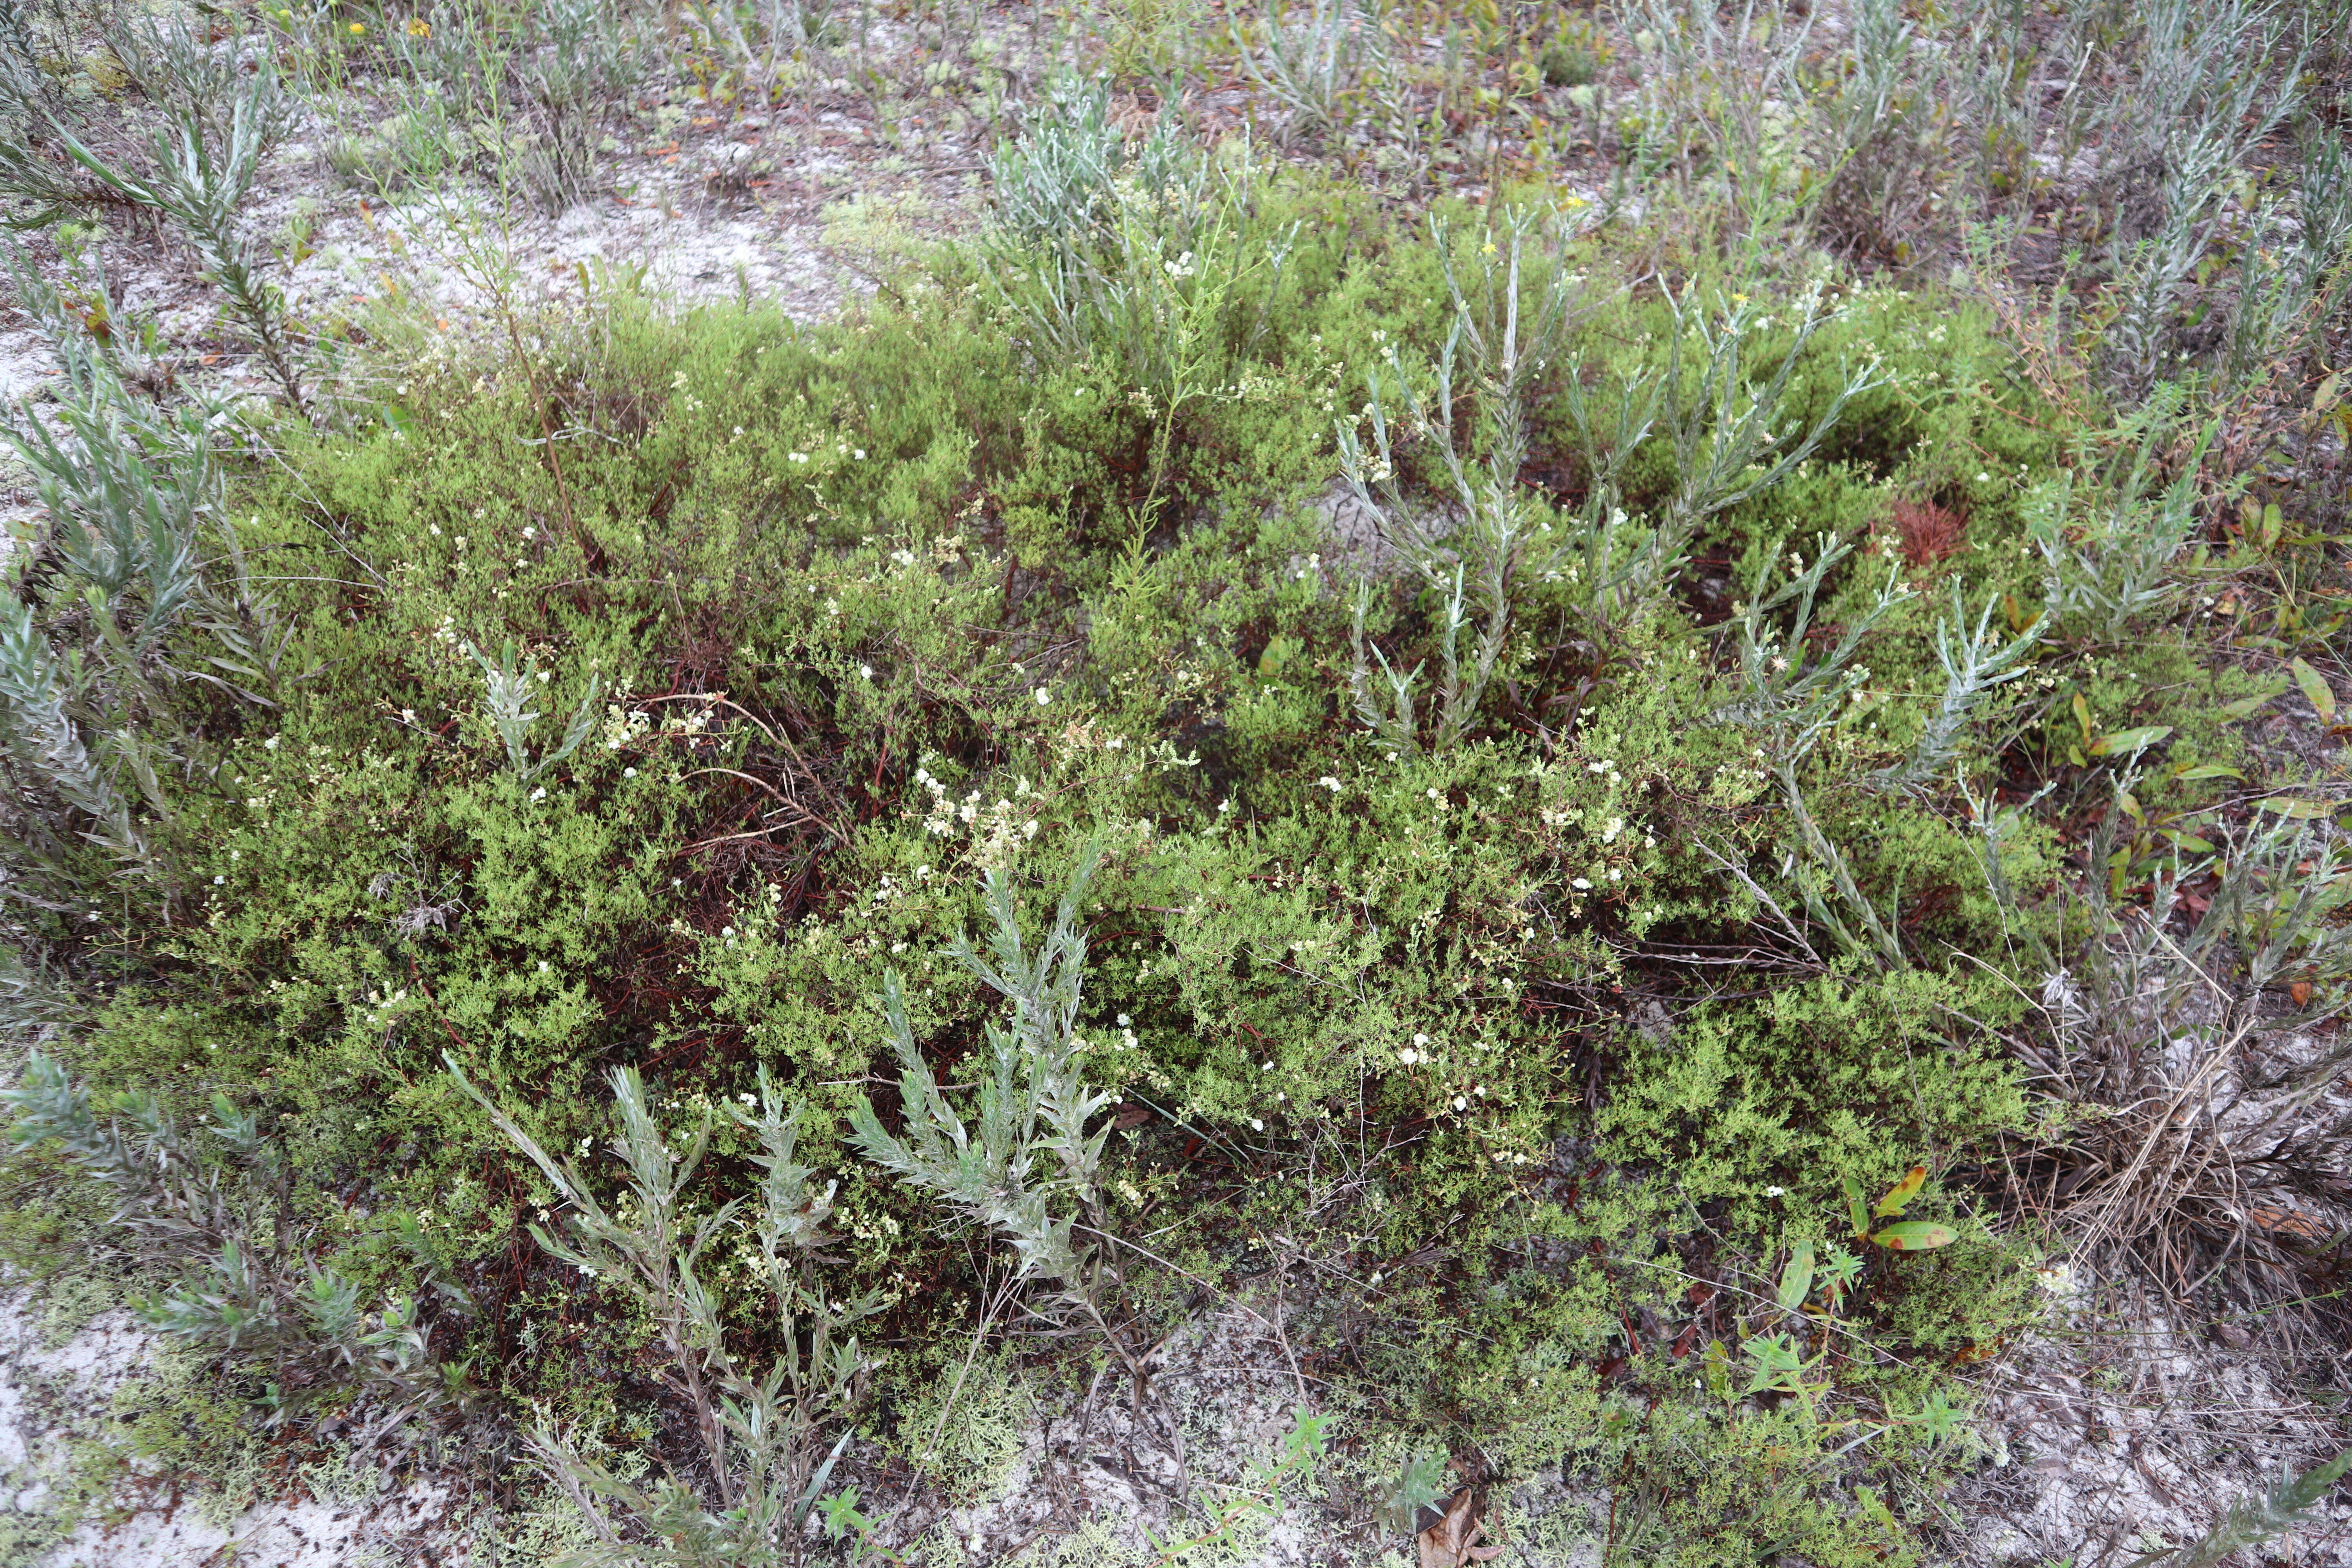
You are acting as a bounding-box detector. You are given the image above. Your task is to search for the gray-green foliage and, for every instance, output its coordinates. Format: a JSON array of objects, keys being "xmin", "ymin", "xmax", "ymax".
[
  {"xmin": 989, "ymin": 71, "xmax": 1193, "ymax": 247},
  {"xmin": 470, "ymin": 641, "xmax": 603, "ymax": 782},
  {"xmin": 51, "ymin": 71, "xmax": 306, "ymax": 408},
  {"xmin": 0, "ymin": 1052, "xmax": 467, "ymax": 1429},
  {"xmin": 1339, "ymin": 250, "xmax": 1884, "ymax": 753},
  {"xmin": 108, "ymin": 9, "xmax": 259, "ymax": 125},
  {"xmin": 1231, "ymin": 0, "xmax": 1383, "ymax": 140},
  {"xmin": 1, "ymin": 250, "xmax": 209, "ymax": 643},
  {"xmin": 515, "ymin": 0, "xmax": 648, "ymax": 212},
  {"xmin": 983, "ymin": 73, "xmax": 1292, "ymax": 452},
  {"xmin": 1713, "ymin": 532, "xmax": 1914, "ymax": 966},
  {"xmin": 1338, "ymin": 210, "xmax": 1579, "ymax": 753},
  {"xmin": 0, "ymin": 245, "xmax": 229, "ymax": 871},
  {"xmin": 1868, "ymin": 583, "xmax": 2045, "ymax": 796},
  {"xmin": 451, "ymin": 1059, "xmax": 876, "ymax": 1567},
  {"xmin": 0, "ymin": 0, "xmax": 96, "ymax": 229},
  {"xmin": 2099, "ymin": 0, "xmax": 2301, "ymax": 396},
  {"xmin": 679, "ymin": 0, "xmax": 840, "ymax": 95},
  {"xmin": 2026, "ymin": 384, "xmax": 2217, "ymax": 640},
  {"xmin": 2125, "ymin": 1448, "xmax": 2352, "ymax": 1568},
  {"xmin": 849, "ymin": 842, "xmax": 1115, "ymax": 1312},
  {"xmin": 0, "ymin": 595, "xmax": 147, "ymax": 867},
  {"xmin": 2215, "ymin": 122, "xmax": 2352, "ymax": 398}
]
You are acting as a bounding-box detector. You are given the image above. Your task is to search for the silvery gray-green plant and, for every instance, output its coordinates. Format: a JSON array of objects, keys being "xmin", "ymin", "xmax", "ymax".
[
  {"xmin": 515, "ymin": 0, "xmax": 648, "ymax": 212},
  {"xmin": 2098, "ymin": 0, "xmax": 2301, "ymax": 397},
  {"xmin": 450, "ymin": 1058, "xmax": 876, "ymax": 1567},
  {"xmin": 0, "ymin": 595, "xmax": 147, "ymax": 867},
  {"xmin": 849, "ymin": 842, "xmax": 1141, "ymax": 1374},
  {"xmin": 53, "ymin": 70, "xmax": 307, "ymax": 409},
  {"xmin": 109, "ymin": 9, "xmax": 264, "ymax": 128},
  {"xmin": 1339, "ymin": 241, "xmax": 1882, "ymax": 751},
  {"xmin": 0, "ymin": 0, "xmax": 105, "ymax": 229},
  {"xmin": 472, "ymin": 640, "xmax": 603, "ymax": 782},
  {"xmin": 1231, "ymin": 0, "xmax": 1381, "ymax": 142},
  {"xmin": 1713, "ymin": 532, "xmax": 1914, "ymax": 967},
  {"xmin": 2027, "ymin": 383, "xmax": 2218, "ymax": 640},
  {"xmin": 1868, "ymin": 583, "xmax": 2046, "ymax": 796},
  {"xmin": 984, "ymin": 74, "xmax": 1293, "ymax": 485},
  {"xmin": 1, "ymin": 1051, "xmax": 470, "ymax": 1432},
  {"xmin": 0, "ymin": 943, "xmax": 82, "ymax": 1040},
  {"xmin": 1336, "ymin": 210, "xmax": 1579, "ymax": 753},
  {"xmin": 2125, "ymin": 1449, "xmax": 2351, "ymax": 1568},
  {"xmin": 2214, "ymin": 123, "xmax": 2352, "ymax": 401},
  {"xmin": 1559, "ymin": 283, "xmax": 1884, "ymax": 644},
  {"xmin": 988, "ymin": 71, "xmax": 1198, "ymax": 251},
  {"xmin": 0, "ymin": 240, "xmax": 236, "ymax": 873},
  {"xmin": 1618, "ymin": 0, "xmax": 1818, "ymax": 255},
  {"xmin": 681, "ymin": 0, "xmax": 839, "ymax": 97}
]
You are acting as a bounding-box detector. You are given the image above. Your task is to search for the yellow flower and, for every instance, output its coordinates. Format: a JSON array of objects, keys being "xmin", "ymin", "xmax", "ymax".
[
  {"xmin": 349, "ymin": 20, "xmax": 365, "ymax": 33},
  {"xmin": 407, "ymin": 16, "xmax": 431, "ymax": 34},
  {"xmin": 1481, "ymin": 241, "xmax": 1497, "ymax": 255}
]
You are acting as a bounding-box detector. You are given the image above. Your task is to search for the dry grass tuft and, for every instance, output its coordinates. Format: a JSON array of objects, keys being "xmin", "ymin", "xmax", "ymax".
[{"xmin": 1887, "ymin": 497, "xmax": 1969, "ymax": 570}]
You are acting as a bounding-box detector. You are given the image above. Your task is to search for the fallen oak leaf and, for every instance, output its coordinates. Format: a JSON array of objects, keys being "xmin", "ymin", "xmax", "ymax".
[{"xmin": 1418, "ymin": 1488, "xmax": 1507, "ymax": 1567}]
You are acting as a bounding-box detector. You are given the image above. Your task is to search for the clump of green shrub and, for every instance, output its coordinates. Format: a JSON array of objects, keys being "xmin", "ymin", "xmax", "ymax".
[{"xmin": 1, "ymin": 108, "xmax": 2327, "ymax": 1558}]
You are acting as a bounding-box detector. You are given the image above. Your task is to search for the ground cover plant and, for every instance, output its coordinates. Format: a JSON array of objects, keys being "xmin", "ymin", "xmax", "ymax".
[{"xmin": 0, "ymin": 0, "xmax": 2349, "ymax": 1564}]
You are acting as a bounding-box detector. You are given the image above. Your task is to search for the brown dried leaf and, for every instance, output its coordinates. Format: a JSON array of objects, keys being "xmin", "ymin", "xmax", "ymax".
[{"xmin": 1417, "ymin": 1489, "xmax": 1506, "ymax": 1567}]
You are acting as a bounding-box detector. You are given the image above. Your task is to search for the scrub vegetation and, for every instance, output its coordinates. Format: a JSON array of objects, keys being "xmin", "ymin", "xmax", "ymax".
[{"xmin": 0, "ymin": 0, "xmax": 2348, "ymax": 1563}]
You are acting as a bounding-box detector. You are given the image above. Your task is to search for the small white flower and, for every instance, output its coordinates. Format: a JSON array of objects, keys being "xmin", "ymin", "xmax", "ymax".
[
  {"xmin": 1398, "ymin": 1048, "xmax": 1419, "ymax": 1066},
  {"xmin": 623, "ymin": 767, "xmax": 637, "ymax": 777},
  {"xmin": 789, "ymin": 451, "xmax": 809, "ymax": 463},
  {"xmin": 530, "ymin": 785, "xmax": 547, "ymax": 801},
  {"xmin": 1117, "ymin": 1013, "xmax": 1131, "ymax": 1027},
  {"xmin": 739, "ymin": 1093, "xmax": 757, "ymax": 1105},
  {"xmin": 1571, "ymin": 877, "xmax": 1592, "ymax": 890},
  {"xmin": 213, "ymin": 875, "xmax": 225, "ymax": 884},
  {"xmin": 1261, "ymin": 1060, "xmax": 1274, "ymax": 1071},
  {"xmin": 1453, "ymin": 1096, "xmax": 1468, "ymax": 1111},
  {"xmin": 1035, "ymin": 687, "xmax": 1051, "ymax": 705},
  {"xmin": 1318, "ymin": 776, "xmax": 1342, "ymax": 791},
  {"xmin": 852, "ymin": 448, "xmax": 866, "ymax": 459},
  {"xmin": 859, "ymin": 663, "xmax": 874, "ymax": 679},
  {"xmin": 538, "ymin": 960, "xmax": 551, "ymax": 973},
  {"xmin": 1250, "ymin": 1118, "xmax": 1265, "ymax": 1131},
  {"xmin": 1764, "ymin": 1185, "xmax": 1786, "ymax": 1197}
]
